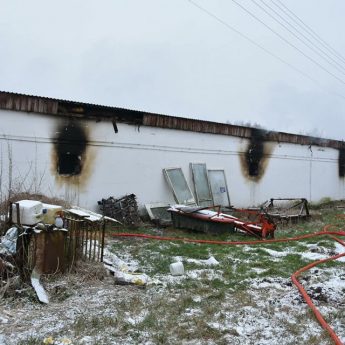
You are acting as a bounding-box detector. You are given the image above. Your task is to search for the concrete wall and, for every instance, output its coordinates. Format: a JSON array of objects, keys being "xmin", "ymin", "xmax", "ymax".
[{"xmin": 0, "ymin": 109, "xmax": 343, "ymax": 210}]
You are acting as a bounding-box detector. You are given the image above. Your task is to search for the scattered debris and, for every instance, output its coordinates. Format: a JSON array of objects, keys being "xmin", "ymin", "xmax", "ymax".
[
  {"xmin": 67, "ymin": 206, "xmax": 120, "ymax": 224},
  {"xmin": 43, "ymin": 337, "xmax": 73, "ymax": 345},
  {"xmin": 1, "ymin": 200, "xmax": 106, "ymax": 303},
  {"xmin": 168, "ymin": 205, "xmax": 276, "ymax": 238},
  {"xmin": 0, "ymin": 227, "xmax": 18, "ymax": 255},
  {"xmin": 169, "ymin": 261, "xmax": 185, "ymax": 276},
  {"xmin": 259, "ymin": 198, "xmax": 310, "ymax": 223},
  {"xmin": 98, "ymin": 194, "xmax": 141, "ymax": 227},
  {"xmin": 11, "ymin": 200, "xmax": 44, "ymax": 225},
  {"xmin": 202, "ymin": 256, "xmax": 219, "ymax": 266},
  {"xmin": 144, "ymin": 202, "xmax": 171, "ymax": 226},
  {"xmin": 173, "ymin": 256, "xmax": 219, "ymax": 266},
  {"xmin": 103, "ymin": 248, "xmax": 148, "ymax": 286},
  {"xmin": 42, "ymin": 203, "xmax": 63, "ymax": 224},
  {"xmin": 31, "ymin": 268, "xmax": 49, "ymax": 304}
]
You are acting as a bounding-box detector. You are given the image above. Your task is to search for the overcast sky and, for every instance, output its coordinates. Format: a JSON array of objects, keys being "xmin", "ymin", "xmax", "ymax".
[{"xmin": 1, "ymin": 0, "xmax": 345, "ymax": 140}]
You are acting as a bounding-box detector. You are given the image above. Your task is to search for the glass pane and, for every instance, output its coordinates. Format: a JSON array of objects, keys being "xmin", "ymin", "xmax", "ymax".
[
  {"xmin": 191, "ymin": 163, "xmax": 213, "ymax": 205},
  {"xmin": 164, "ymin": 168, "xmax": 195, "ymax": 204},
  {"xmin": 208, "ymin": 170, "xmax": 230, "ymax": 207}
]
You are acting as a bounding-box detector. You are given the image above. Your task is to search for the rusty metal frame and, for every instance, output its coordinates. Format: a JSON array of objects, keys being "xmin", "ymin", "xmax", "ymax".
[{"xmin": 263, "ymin": 198, "xmax": 310, "ymax": 222}]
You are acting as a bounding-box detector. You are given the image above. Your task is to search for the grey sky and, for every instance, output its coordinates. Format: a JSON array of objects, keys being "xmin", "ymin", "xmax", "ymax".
[{"xmin": 1, "ymin": 0, "xmax": 345, "ymax": 140}]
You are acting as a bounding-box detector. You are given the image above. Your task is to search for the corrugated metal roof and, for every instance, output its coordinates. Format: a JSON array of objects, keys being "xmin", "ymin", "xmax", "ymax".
[{"xmin": 0, "ymin": 91, "xmax": 343, "ymax": 150}]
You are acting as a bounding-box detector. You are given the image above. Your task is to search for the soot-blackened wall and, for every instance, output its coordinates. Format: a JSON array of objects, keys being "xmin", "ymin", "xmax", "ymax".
[
  {"xmin": 240, "ymin": 128, "xmax": 273, "ymax": 182},
  {"xmin": 339, "ymin": 148, "xmax": 345, "ymax": 177},
  {"xmin": 54, "ymin": 121, "xmax": 88, "ymax": 176}
]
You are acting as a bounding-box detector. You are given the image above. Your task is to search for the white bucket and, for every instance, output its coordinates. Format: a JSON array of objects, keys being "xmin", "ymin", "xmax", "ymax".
[{"xmin": 170, "ymin": 262, "xmax": 185, "ymax": 276}]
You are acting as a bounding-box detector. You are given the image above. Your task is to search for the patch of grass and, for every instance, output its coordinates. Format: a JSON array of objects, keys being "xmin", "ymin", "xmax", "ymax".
[
  {"xmin": 137, "ymin": 312, "xmax": 158, "ymax": 330},
  {"xmin": 17, "ymin": 337, "xmax": 42, "ymax": 345},
  {"xmin": 73, "ymin": 315, "xmax": 118, "ymax": 337},
  {"xmin": 103, "ymin": 209, "xmax": 345, "ymax": 344}
]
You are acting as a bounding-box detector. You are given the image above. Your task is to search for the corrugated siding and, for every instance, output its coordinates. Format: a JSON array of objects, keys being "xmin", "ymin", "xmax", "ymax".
[
  {"xmin": 0, "ymin": 93, "xmax": 58, "ymax": 114},
  {"xmin": 143, "ymin": 114, "xmax": 343, "ymax": 149},
  {"xmin": 0, "ymin": 91, "xmax": 343, "ymax": 150},
  {"xmin": 143, "ymin": 114, "xmax": 251, "ymax": 137}
]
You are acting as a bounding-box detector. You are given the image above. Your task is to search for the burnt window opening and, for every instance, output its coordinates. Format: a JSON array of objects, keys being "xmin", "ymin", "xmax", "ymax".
[
  {"xmin": 245, "ymin": 129, "xmax": 265, "ymax": 177},
  {"xmin": 339, "ymin": 148, "xmax": 345, "ymax": 177},
  {"xmin": 246, "ymin": 143, "xmax": 264, "ymax": 176},
  {"xmin": 58, "ymin": 153, "xmax": 82, "ymax": 175},
  {"xmin": 55, "ymin": 122, "xmax": 87, "ymax": 176}
]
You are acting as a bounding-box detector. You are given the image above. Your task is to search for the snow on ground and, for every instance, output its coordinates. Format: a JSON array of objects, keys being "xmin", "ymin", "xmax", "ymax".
[
  {"xmin": 260, "ymin": 242, "xmax": 343, "ymax": 262},
  {"xmin": 0, "ymin": 237, "xmax": 344, "ymax": 345},
  {"xmin": 172, "ymin": 256, "xmax": 219, "ymax": 266},
  {"xmin": 261, "ymin": 248, "xmax": 289, "ymax": 257}
]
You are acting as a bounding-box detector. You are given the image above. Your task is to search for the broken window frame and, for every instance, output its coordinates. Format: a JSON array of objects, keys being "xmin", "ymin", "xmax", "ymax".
[
  {"xmin": 145, "ymin": 203, "xmax": 170, "ymax": 221},
  {"xmin": 207, "ymin": 169, "xmax": 231, "ymax": 208},
  {"xmin": 190, "ymin": 163, "xmax": 214, "ymax": 207},
  {"xmin": 163, "ymin": 168, "xmax": 196, "ymax": 205}
]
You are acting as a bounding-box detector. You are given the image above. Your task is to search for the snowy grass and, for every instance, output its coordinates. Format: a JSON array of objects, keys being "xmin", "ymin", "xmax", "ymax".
[{"xmin": 1, "ymin": 209, "xmax": 344, "ymax": 344}]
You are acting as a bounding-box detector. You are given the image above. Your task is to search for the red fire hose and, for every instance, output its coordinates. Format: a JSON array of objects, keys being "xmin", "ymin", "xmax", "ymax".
[{"xmin": 111, "ymin": 227, "xmax": 345, "ymax": 344}]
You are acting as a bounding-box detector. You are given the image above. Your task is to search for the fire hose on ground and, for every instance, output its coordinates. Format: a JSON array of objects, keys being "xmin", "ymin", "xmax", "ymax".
[{"xmin": 111, "ymin": 226, "xmax": 345, "ymax": 345}]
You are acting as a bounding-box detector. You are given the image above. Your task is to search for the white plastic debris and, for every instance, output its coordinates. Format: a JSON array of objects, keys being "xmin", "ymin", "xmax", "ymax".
[
  {"xmin": 0, "ymin": 227, "xmax": 18, "ymax": 255},
  {"xmin": 102, "ymin": 248, "xmax": 138, "ymax": 272},
  {"xmin": 54, "ymin": 216, "xmax": 64, "ymax": 228},
  {"xmin": 104, "ymin": 263, "xmax": 148, "ymax": 285},
  {"xmin": 102, "ymin": 248, "xmax": 147, "ymax": 285},
  {"xmin": 42, "ymin": 203, "xmax": 63, "ymax": 225},
  {"xmin": 170, "ymin": 262, "xmax": 185, "ymax": 276},
  {"xmin": 12, "ymin": 200, "xmax": 43, "ymax": 225},
  {"xmin": 204, "ymin": 256, "xmax": 219, "ymax": 266},
  {"xmin": 176, "ymin": 256, "xmax": 219, "ymax": 266},
  {"xmin": 68, "ymin": 206, "xmax": 121, "ymax": 224},
  {"xmin": 31, "ymin": 269, "xmax": 49, "ymax": 304}
]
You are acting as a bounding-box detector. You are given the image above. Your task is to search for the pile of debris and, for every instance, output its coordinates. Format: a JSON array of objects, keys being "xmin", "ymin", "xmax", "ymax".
[
  {"xmin": 0, "ymin": 227, "xmax": 17, "ymax": 287},
  {"xmin": 0, "ymin": 199, "xmax": 110, "ymax": 303},
  {"xmin": 259, "ymin": 198, "xmax": 310, "ymax": 224},
  {"xmin": 98, "ymin": 194, "xmax": 141, "ymax": 227}
]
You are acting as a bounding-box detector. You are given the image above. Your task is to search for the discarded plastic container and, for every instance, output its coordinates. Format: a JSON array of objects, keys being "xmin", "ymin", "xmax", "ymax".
[
  {"xmin": 205, "ymin": 256, "xmax": 219, "ymax": 266},
  {"xmin": 42, "ymin": 203, "xmax": 63, "ymax": 225},
  {"xmin": 170, "ymin": 262, "xmax": 185, "ymax": 276},
  {"xmin": 1, "ymin": 227, "xmax": 18, "ymax": 254},
  {"xmin": 12, "ymin": 200, "xmax": 43, "ymax": 225},
  {"xmin": 54, "ymin": 215, "xmax": 64, "ymax": 228}
]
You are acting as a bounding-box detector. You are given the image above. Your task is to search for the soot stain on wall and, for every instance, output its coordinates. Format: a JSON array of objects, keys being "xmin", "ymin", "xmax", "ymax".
[
  {"xmin": 240, "ymin": 128, "xmax": 275, "ymax": 182},
  {"xmin": 339, "ymin": 148, "xmax": 345, "ymax": 177},
  {"xmin": 52, "ymin": 120, "xmax": 95, "ymax": 187}
]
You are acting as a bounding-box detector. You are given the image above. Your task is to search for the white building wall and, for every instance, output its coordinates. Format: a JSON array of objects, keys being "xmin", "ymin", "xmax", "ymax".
[{"xmin": 0, "ymin": 109, "xmax": 343, "ymax": 210}]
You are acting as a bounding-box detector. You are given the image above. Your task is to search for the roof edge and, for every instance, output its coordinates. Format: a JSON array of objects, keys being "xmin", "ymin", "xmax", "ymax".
[{"xmin": 0, "ymin": 91, "xmax": 343, "ymax": 150}]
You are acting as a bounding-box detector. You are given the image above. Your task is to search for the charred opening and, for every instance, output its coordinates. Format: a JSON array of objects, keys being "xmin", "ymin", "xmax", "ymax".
[
  {"xmin": 245, "ymin": 129, "xmax": 265, "ymax": 177},
  {"xmin": 339, "ymin": 148, "xmax": 345, "ymax": 177},
  {"xmin": 58, "ymin": 153, "xmax": 82, "ymax": 175},
  {"xmin": 55, "ymin": 122, "xmax": 87, "ymax": 176}
]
